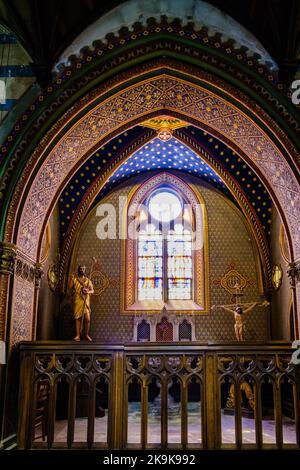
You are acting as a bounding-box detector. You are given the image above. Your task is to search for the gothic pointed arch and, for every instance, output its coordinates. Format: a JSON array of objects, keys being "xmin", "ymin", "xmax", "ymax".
[
  {"xmin": 0, "ymin": 28, "xmax": 299, "ymax": 344},
  {"xmin": 121, "ymin": 172, "xmax": 209, "ymax": 313}
]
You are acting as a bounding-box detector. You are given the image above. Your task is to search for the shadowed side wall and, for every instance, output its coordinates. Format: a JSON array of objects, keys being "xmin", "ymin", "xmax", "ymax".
[
  {"xmin": 270, "ymin": 207, "xmax": 293, "ymax": 340},
  {"xmin": 37, "ymin": 206, "xmax": 60, "ymax": 339}
]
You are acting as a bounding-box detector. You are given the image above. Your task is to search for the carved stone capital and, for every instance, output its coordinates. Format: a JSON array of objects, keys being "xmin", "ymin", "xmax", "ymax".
[
  {"xmin": 34, "ymin": 263, "xmax": 44, "ymax": 288},
  {"xmin": 287, "ymin": 261, "xmax": 300, "ymax": 288},
  {"xmin": 0, "ymin": 242, "xmax": 17, "ymax": 275}
]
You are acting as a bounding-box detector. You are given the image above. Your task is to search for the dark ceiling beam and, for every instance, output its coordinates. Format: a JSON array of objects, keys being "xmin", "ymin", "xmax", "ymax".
[
  {"xmin": 47, "ymin": 1, "xmax": 64, "ymax": 60},
  {"xmin": 0, "ymin": 0, "xmax": 299, "ymax": 83},
  {"xmin": 26, "ymin": 0, "xmax": 53, "ymax": 85},
  {"xmin": 0, "ymin": 0, "xmax": 36, "ymax": 60},
  {"xmin": 30, "ymin": 0, "xmax": 46, "ymax": 62},
  {"xmin": 273, "ymin": 0, "xmax": 300, "ymax": 83},
  {"xmin": 249, "ymin": 0, "xmax": 258, "ymax": 20},
  {"xmin": 51, "ymin": 0, "xmax": 128, "ymax": 63}
]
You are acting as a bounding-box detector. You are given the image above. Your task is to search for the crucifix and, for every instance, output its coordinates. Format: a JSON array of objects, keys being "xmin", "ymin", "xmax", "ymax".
[{"xmin": 212, "ymin": 283, "xmax": 269, "ymax": 341}]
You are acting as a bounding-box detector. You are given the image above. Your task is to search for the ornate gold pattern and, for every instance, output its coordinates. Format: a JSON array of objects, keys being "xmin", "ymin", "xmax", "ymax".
[
  {"xmin": 142, "ymin": 115, "xmax": 187, "ymax": 140},
  {"xmin": 11, "ymin": 276, "xmax": 34, "ymax": 346},
  {"xmin": 40, "ymin": 223, "xmax": 51, "ymax": 263},
  {"xmin": 271, "ymin": 264, "xmax": 283, "ymax": 291},
  {"xmin": 2, "ymin": 62, "xmax": 299, "ymax": 346},
  {"xmin": 220, "ymin": 269, "xmax": 248, "ymax": 295},
  {"xmin": 0, "ymin": 242, "xmax": 17, "ymax": 341},
  {"xmin": 0, "ymin": 242, "xmax": 17, "ymax": 275},
  {"xmin": 10, "ymin": 251, "xmax": 43, "ymax": 344},
  {"xmin": 90, "ymin": 270, "xmax": 110, "ymax": 296},
  {"xmin": 13, "ymin": 73, "xmax": 300, "ymax": 261},
  {"xmin": 279, "ymin": 224, "xmax": 290, "ymax": 263},
  {"xmin": 62, "ymin": 181, "xmax": 267, "ymax": 342},
  {"xmin": 47, "ymin": 263, "xmax": 59, "ymax": 292},
  {"xmin": 213, "ymin": 260, "xmax": 258, "ymax": 301},
  {"xmin": 176, "ymin": 130, "xmax": 272, "ymax": 288}
]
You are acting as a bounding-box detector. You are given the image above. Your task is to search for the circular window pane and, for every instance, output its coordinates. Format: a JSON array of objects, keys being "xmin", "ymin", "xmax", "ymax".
[{"xmin": 148, "ymin": 190, "xmax": 182, "ymax": 222}]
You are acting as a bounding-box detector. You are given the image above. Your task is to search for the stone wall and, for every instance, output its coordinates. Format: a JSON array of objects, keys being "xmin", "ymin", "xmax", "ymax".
[
  {"xmin": 37, "ymin": 206, "xmax": 60, "ymax": 339},
  {"xmin": 270, "ymin": 206, "xmax": 293, "ymax": 340}
]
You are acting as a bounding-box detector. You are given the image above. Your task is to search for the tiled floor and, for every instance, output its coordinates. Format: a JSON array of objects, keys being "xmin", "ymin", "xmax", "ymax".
[
  {"xmin": 37, "ymin": 402, "xmax": 297, "ymax": 446},
  {"xmin": 221, "ymin": 412, "xmax": 297, "ymax": 444}
]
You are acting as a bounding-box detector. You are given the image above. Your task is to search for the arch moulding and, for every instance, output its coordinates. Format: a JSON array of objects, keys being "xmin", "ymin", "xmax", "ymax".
[
  {"xmin": 121, "ymin": 171, "xmax": 209, "ymax": 314},
  {"xmin": 3, "ymin": 66, "xmax": 300, "ymax": 345}
]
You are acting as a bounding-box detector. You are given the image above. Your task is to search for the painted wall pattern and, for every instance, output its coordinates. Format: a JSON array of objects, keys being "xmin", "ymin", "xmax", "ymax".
[
  {"xmin": 16, "ymin": 75, "xmax": 300, "ymax": 262},
  {"xmin": 11, "ymin": 276, "xmax": 34, "ymax": 345},
  {"xmin": 65, "ymin": 176, "xmax": 269, "ymax": 343}
]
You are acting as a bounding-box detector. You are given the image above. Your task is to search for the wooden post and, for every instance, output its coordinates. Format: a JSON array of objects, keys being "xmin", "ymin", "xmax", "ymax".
[
  {"xmin": 110, "ymin": 350, "xmax": 124, "ymax": 449},
  {"xmin": 181, "ymin": 378, "xmax": 188, "ymax": 449},
  {"xmin": 18, "ymin": 349, "xmax": 34, "ymax": 449},
  {"xmin": 87, "ymin": 377, "xmax": 95, "ymax": 449},
  {"xmin": 141, "ymin": 379, "xmax": 148, "ymax": 449},
  {"xmin": 161, "ymin": 377, "xmax": 168, "ymax": 448},
  {"xmin": 255, "ymin": 381, "xmax": 263, "ymax": 448},
  {"xmin": 295, "ymin": 365, "xmax": 300, "ymax": 447},
  {"xmin": 235, "ymin": 381, "xmax": 242, "ymax": 449},
  {"xmin": 274, "ymin": 378, "xmax": 283, "ymax": 449},
  {"xmin": 205, "ymin": 353, "xmax": 218, "ymax": 449},
  {"xmin": 67, "ymin": 376, "xmax": 76, "ymax": 449}
]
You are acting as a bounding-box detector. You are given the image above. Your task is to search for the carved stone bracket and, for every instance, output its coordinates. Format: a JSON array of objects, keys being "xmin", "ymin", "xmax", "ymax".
[
  {"xmin": 34, "ymin": 263, "xmax": 44, "ymax": 288},
  {"xmin": 287, "ymin": 262, "xmax": 300, "ymax": 288},
  {"xmin": 14, "ymin": 250, "xmax": 43, "ymax": 287},
  {"xmin": 0, "ymin": 242, "xmax": 17, "ymax": 275}
]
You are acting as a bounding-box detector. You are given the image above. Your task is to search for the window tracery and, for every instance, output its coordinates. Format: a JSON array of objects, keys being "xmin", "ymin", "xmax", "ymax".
[{"xmin": 122, "ymin": 172, "xmax": 209, "ymax": 313}]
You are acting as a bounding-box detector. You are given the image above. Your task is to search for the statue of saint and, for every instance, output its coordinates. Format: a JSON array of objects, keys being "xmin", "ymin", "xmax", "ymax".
[{"xmin": 69, "ymin": 265, "xmax": 94, "ymax": 341}]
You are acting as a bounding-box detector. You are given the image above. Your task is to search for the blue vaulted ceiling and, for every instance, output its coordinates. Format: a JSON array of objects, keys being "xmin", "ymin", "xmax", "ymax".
[
  {"xmin": 58, "ymin": 125, "xmax": 272, "ymax": 241},
  {"xmin": 102, "ymin": 137, "xmax": 229, "ymax": 196}
]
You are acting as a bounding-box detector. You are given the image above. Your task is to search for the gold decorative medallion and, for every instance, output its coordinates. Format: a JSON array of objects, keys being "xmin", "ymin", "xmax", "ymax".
[
  {"xmin": 220, "ymin": 269, "xmax": 247, "ymax": 295},
  {"xmin": 142, "ymin": 115, "xmax": 187, "ymax": 142},
  {"xmin": 272, "ymin": 264, "xmax": 283, "ymax": 290},
  {"xmin": 90, "ymin": 270, "xmax": 110, "ymax": 296},
  {"xmin": 47, "ymin": 263, "xmax": 59, "ymax": 291}
]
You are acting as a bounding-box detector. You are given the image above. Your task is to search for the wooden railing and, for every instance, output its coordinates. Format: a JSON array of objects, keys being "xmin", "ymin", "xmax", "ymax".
[{"xmin": 18, "ymin": 341, "xmax": 300, "ymax": 450}]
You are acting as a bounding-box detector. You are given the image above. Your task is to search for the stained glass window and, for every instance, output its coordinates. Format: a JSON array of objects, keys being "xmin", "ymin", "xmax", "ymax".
[
  {"xmin": 138, "ymin": 224, "xmax": 163, "ymax": 300},
  {"xmin": 137, "ymin": 188, "xmax": 194, "ymax": 302},
  {"xmin": 148, "ymin": 190, "xmax": 182, "ymax": 222},
  {"xmin": 167, "ymin": 225, "xmax": 192, "ymax": 300}
]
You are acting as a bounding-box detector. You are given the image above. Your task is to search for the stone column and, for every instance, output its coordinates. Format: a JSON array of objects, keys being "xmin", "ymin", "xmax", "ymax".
[
  {"xmin": 31, "ymin": 262, "xmax": 43, "ymax": 339},
  {"xmin": 0, "ymin": 242, "xmax": 17, "ymax": 448},
  {"xmin": 0, "ymin": 242, "xmax": 17, "ymax": 347}
]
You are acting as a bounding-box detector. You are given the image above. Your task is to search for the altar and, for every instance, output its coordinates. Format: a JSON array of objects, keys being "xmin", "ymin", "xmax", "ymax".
[{"xmin": 132, "ymin": 312, "xmax": 196, "ymax": 342}]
